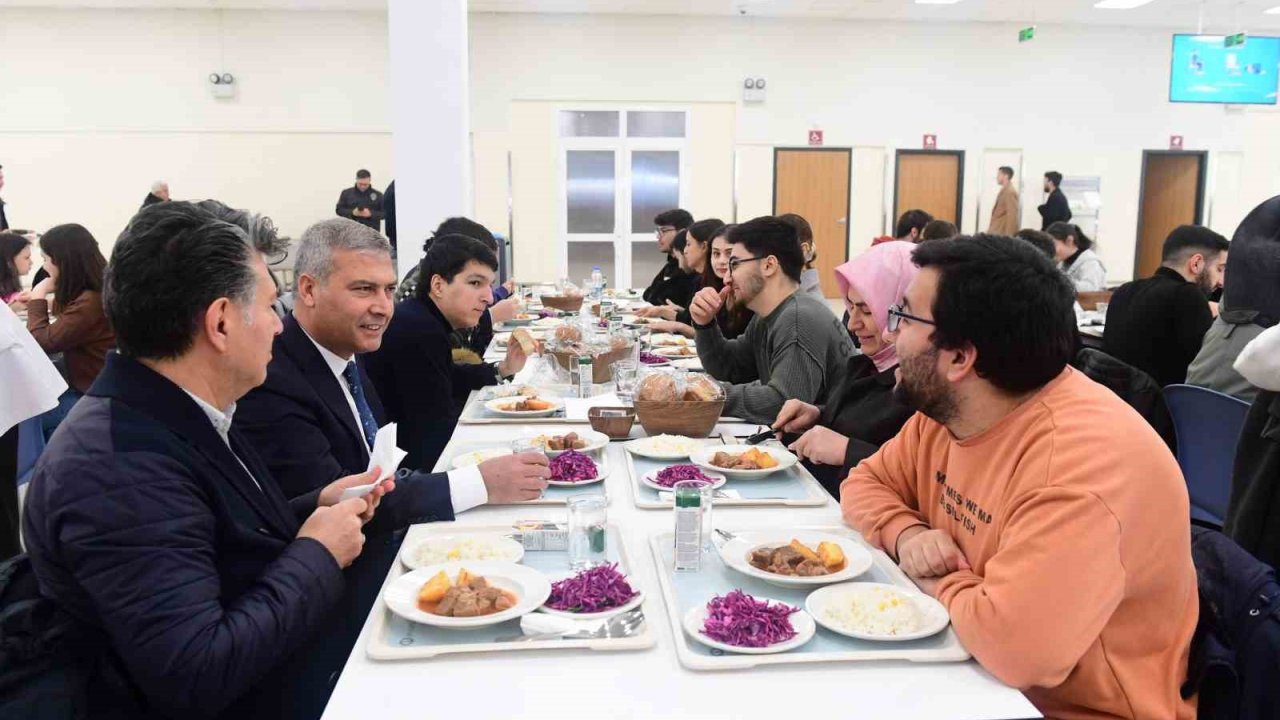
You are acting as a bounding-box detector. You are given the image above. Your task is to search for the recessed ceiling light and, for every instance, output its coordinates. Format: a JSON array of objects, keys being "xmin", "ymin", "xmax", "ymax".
[
  {"xmin": 915, "ymin": 0, "xmax": 963, "ymax": 5},
  {"xmin": 1094, "ymin": 0, "xmax": 1155, "ymax": 8}
]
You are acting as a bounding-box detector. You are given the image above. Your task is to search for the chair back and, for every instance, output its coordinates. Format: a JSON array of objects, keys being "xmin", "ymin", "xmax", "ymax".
[{"xmin": 1163, "ymin": 384, "xmax": 1252, "ymax": 527}]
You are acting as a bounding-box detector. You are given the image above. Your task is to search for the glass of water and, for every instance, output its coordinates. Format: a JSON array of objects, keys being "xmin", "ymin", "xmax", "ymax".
[
  {"xmin": 613, "ymin": 360, "xmax": 639, "ymax": 403},
  {"xmin": 567, "ymin": 494, "xmax": 608, "ymax": 570},
  {"xmin": 511, "ymin": 437, "xmax": 545, "ymax": 458}
]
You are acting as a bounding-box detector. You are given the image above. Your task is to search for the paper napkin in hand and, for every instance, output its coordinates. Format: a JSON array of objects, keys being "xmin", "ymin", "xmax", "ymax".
[{"xmin": 339, "ymin": 423, "xmax": 408, "ymax": 501}]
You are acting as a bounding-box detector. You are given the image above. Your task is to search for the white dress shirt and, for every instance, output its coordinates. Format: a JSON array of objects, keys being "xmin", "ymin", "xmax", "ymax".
[
  {"xmin": 299, "ymin": 326, "xmax": 488, "ymax": 513},
  {"xmin": 181, "ymin": 390, "xmax": 264, "ymax": 494}
]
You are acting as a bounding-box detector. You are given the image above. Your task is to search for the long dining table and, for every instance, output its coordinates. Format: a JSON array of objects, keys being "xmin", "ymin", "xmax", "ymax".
[{"xmin": 321, "ymin": 307, "xmax": 1042, "ymax": 720}]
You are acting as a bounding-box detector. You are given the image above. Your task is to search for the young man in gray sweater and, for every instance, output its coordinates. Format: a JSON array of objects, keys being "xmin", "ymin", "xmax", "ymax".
[{"xmin": 689, "ymin": 216, "xmax": 854, "ymax": 424}]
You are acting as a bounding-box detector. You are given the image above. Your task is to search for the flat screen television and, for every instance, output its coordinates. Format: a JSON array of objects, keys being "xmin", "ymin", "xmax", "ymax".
[{"xmin": 1169, "ymin": 33, "xmax": 1280, "ymax": 105}]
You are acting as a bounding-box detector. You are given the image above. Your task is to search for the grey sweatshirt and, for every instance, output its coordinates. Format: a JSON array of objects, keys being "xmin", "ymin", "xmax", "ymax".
[{"xmin": 695, "ymin": 290, "xmax": 854, "ymax": 424}]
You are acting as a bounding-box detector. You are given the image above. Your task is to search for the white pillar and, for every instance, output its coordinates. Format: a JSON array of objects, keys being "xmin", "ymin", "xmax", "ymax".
[{"xmin": 387, "ymin": 0, "xmax": 471, "ymax": 278}]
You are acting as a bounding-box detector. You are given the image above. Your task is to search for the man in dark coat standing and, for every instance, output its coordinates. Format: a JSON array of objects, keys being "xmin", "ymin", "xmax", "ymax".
[
  {"xmin": 22, "ymin": 201, "xmax": 393, "ymax": 719},
  {"xmin": 1038, "ymin": 171, "xmax": 1072, "ymax": 230},
  {"xmin": 335, "ymin": 169, "xmax": 384, "ymax": 232}
]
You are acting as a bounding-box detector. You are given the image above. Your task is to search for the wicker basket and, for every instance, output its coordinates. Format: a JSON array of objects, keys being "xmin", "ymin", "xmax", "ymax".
[
  {"xmin": 540, "ymin": 295, "xmax": 584, "ymax": 312},
  {"xmin": 549, "ymin": 344, "xmax": 633, "ymax": 384},
  {"xmin": 633, "ymin": 399, "xmax": 725, "ymax": 438}
]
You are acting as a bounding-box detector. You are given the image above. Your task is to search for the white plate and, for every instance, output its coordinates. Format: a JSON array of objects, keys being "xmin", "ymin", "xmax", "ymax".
[
  {"xmin": 640, "ymin": 466, "xmax": 727, "ymax": 492},
  {"xmin": 502, "ymin": 316, "xmax": 537, "ymax": 327},
  {"xmin": 690, "ymin": 444, "xmax": 797, "ymax": 479},
  {"xmin": 682, "ymin": 600, "xmax": 815, "ymax": 655},
  {"xmin": 638, "ymin": 355, "xmax": 672, "ymax": 368},
  {"xmin": 484, "ymin": 396, "xmax": 564, "ymax": 418},
  {"xmin": 532, "ymin": 317, "xmax": 566, "ymax": 328},
  {"xmin": 649, "ymin": 333, "xmax": 691, "ymax": 347},
  {"xmin": 654, "ymin": 346, "xmax": 699, "ymax": 359},
  {"xmin": 539, "ymin": 570, "xmax": 646, "ymax": 619},
  {"xmin": 806, "ymin": 582, "xmax": 951, "ymax": 642},
  {"xmin": 399, "ymin": 534, "xmax": 525, "ymax": 571},
  {"xmin": 384, "ymin": 561, "xmax": 552, "ymax": 629},
  {"xmin": 546, "ymin": 454, "xmax": 610, "ymax": 486},
  {"xmin": 626, "ymin": 435, "xmax": 703, "ymax": 460},
  {"xmin": 622, "ymin": 316, "xmax": 653, "ymax": 327},
  {"xmin": 672, "ymin": 358, "xmax": 703, "ymax": 371},
  {"xmin": 529, "ymin": 430, "xmax": 610, "ymax": 457},
  {"xmin": 450, "ymin": 446, "xmax": 512, "ymax": 470},
  {"xmin": 717, "ymin": 531, "xmax": 875, "ymax": 588}
]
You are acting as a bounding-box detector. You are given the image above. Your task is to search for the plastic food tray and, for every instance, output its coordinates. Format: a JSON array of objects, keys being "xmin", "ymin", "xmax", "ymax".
[
  {"xmin": 625, "ymin": 444, "xmax": 830, "ymax": 509},
  {"xmin": 648, "ymin": 525, "xmax": 971, "ymax": 670},
  {"xmin": 434, "ymin": 440, "xmax": 612, "ymax": 506},
  {"xmin": 367, "ymin": 523, "xmax": 655, "ymax": 660}
]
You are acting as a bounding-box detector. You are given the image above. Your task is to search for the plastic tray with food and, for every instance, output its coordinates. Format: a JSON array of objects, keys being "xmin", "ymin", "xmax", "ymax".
[
  {"xmin": 458, "ymin": 386, "xmax": 571, "ymax": 425},
  {"xmin": 647, "ymin": 526, "xmax": 969, "ymax": 670},
  {"xmin": 367, "ymin": 523, "xmax": 655, "ymax": 660},
  {"xmin": 436, "ymin": 440, "xmax": 613, "ymax": 505},
  {"xmin": 623, "ymin": 440, "xmax": 828, "ymax": 509}
]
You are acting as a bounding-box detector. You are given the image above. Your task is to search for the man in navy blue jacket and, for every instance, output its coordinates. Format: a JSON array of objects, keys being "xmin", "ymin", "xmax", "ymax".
[
  {"xmin": 234, "ymin": 220, "xmax": 549, "ymax": 618},
  {"xmin": 22, "ymin": 202, "xmax": 393, "ymax": 719}
]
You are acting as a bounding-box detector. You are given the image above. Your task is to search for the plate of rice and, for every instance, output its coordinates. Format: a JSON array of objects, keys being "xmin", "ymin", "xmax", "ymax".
[
  {"xmin": 626, "ymin": 434, "xmax": 703, "ymax": 460},
  {"xmin": 805, "ymin": 582, "xmax": 950, "ymax": 641},
  {"xmin": 399, "ymin": 534, "xmax": 525, "ymax": 570}
]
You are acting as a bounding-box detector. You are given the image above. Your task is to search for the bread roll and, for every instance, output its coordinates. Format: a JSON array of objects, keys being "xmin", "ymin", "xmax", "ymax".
[
  {"xmin": 554, "ymin": 325, "xmax": 582, "ymax": 344},
  {"xmin": 683, "ymin": 374, "xmax": 723, "ymax": 402},
  {"xmin": 511, "ymin": 328, "xmax": 538, "ymax": 354},
  {"xmin": 637, "ymin": 372, "xmax": 679, "ymax": 402}
]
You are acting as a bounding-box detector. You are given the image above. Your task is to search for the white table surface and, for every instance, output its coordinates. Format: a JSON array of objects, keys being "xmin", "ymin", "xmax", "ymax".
[{"xmin": 323, "ymin": 339, "xmax": 1041, "ymax": 720}]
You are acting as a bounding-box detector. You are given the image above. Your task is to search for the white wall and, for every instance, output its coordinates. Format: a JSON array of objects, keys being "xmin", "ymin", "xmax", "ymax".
[
  {"xmin": 469, "ymin": 12, "xmax": 1280, "ymax": 282},
  {"xmin": 0, "ymin": 7, "xmax": 393, "ymax": 250},
  {"xmin": 3, "ymin": 7, "xmax": 1279, "ymax": 284}
]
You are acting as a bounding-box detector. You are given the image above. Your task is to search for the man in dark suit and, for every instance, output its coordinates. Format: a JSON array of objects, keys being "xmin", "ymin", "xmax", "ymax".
[
  {"xmin": 22, "ymin": 202, "xmax": 393, "ymax": 719},
  {"xmin": 1038, "ymin": 171, "xmax": 1072, "ymax": 230},
  {"xmin": 236, "ymin": 218, "xmax": 549, "ymax": 524},
  {"xmin": 1104, "ymin": 225, "xmax": 1229, "ymax": 387}
]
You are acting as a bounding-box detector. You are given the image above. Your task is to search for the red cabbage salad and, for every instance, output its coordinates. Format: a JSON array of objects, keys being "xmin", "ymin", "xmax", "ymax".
[
  {"xmin": 653, "ymin": 464, "xmax": 716, "ymax": 488},
  {"xmin": 549, "ymin": 450, "xmax": 598, "ymax": 482},
  {"xmin": 639, "ymin": 351, "xmax": 667, "ymax": 365},
  {"xmin": 545, "ymin": 563, "xmax": 638, "ymax": 613},
  {"xmin": 700, "ymin": 590, "xmax": 798, "ymax": 648}
]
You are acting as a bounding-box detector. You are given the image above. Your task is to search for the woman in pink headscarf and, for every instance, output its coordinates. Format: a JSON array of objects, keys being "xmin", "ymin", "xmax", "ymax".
[{"xmin": 771, "ymin": 240, "xmax": 920, "ymax": 497}]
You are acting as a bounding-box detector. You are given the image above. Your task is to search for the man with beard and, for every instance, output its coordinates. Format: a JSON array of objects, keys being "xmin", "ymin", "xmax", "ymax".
[
  {"xmin": 1103, "ymin": 225, "xmax": 1229, "ymax": 387},
  {"xmin": 842, "ymin": 235, "xmax": 1197, "ymax": 720},
  {"xmin": 689, "ymin": 216, "xmax": 853, "ymax": 424}
]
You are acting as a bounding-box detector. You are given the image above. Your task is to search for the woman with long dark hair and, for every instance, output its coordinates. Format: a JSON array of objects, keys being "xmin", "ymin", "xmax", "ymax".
[
  {"xmin": 644, "ymin": 219, "xmax": 753, "ymax": 339},
  {"xmin": 1, "ymin": 232, "xmax": 33, "ymax": 310},
  {"xmin": 1047, "ymin": 222, "xmax": 1107, "ymax": 291},
  {"xmin": 26, "ymin": 223, "xmax": 115, "ymax": 437}
]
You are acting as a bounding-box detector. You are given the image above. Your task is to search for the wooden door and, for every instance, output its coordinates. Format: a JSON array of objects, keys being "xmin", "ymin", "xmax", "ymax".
[
  {"xmin": 774, "ymin": 148, "xmax": 851, "ymax": 298},
  {"xmin": 1135, "ymin": 151, "xmax": 1206, "ymax": 278},
  {"xmin": 894, "ymin": 150, "xmax": 964, "ymax": 227}
]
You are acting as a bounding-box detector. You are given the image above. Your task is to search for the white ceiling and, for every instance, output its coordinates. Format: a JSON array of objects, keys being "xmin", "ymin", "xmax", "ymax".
[{"xmin": 1, "ymin": 0, "xmax": 1278, "ymax": 31}]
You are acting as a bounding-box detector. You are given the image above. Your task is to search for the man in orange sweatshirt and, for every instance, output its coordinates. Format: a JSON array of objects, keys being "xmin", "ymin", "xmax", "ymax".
[{"xmin": 842, "ymin": 235, "xmax": 1198, "ymax": 720}]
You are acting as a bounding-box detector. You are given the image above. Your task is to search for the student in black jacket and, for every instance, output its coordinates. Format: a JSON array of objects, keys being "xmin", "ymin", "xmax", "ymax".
[
  {"xmin": 365, "ymin": 234, "xmax": 536, "ymax": 471},
  {"xmin": 1103, "ymin": 225, "xmax": 1229, "ymax": 387},
  {"xmin": 642, "ymin": 208, "xmax": 693, "ymax": 304},
  {"xmin": 1038, "ymin": 171, "xmax": 1072, "ymax": 230},
  {"xmin": 771, "ymin": 240, "xmax": 919, "ymax": 497}
]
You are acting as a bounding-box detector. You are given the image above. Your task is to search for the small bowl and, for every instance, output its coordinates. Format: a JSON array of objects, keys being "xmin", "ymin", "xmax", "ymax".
[{"xmin": 589, "ymin": 406, "xmax": 636, "ymax": 439}]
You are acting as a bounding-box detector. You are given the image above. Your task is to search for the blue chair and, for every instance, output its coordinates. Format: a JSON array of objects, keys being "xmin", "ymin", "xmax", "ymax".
[{"xmin": 1163, "ymin": 384, "xmax": 1252, "ymax": 527}]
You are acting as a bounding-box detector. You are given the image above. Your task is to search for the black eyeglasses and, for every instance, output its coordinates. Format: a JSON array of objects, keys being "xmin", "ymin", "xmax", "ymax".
[
  {"xmin": 655, "ymin": 226, "xmax": 676, "ymax": 237},
  {"xmin": 886, "ymin": 304, "xmax": 936, "ymax": 333},
  {"xmin": 727, "ymin": 256, "xmax": 767, "ymax": 275}
]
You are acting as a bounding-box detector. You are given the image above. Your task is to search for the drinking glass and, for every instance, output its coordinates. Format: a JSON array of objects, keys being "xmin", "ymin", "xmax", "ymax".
[
  {"xmin": 567, "ymin": 494, "xmax": 608, "ymax": 570},
  {"xmin": 614, "ymin": 360, "xmax": 639, "ymax": 404}
]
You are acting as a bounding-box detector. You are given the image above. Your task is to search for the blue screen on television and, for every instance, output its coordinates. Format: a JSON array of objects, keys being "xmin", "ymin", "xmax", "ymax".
[{"xmin": 1170, "ymin": 34, "xmax": 1280, "ymax": 105}]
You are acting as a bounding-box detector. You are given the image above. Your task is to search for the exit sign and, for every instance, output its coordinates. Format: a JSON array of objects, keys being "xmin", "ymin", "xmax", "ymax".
[
  {"xmin": 1226, "ymin": 32, "xmax": 1246, "ymax": 47},
  {"xmin": 1019, "ymin": 26, "xmax": 1036, "ymax": 42}
]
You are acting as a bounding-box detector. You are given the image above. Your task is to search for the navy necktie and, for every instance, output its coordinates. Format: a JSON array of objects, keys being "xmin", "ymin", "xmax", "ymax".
[{"xmin": 342, "ymin": 361, "xmax": 378, "ymax": 450}]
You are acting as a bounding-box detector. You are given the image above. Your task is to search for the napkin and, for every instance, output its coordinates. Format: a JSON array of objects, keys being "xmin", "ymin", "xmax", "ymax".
[
  {"xmin": 564, "ymin": 392, "xmax": 623, "ymax": 421},
  {"xmin": 519, "ymin": 612, "xmax": 598, "ymax": 637},
  {"xmin": 339, "ymin": 423, "xmax": 408, "ymax": 501}
]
